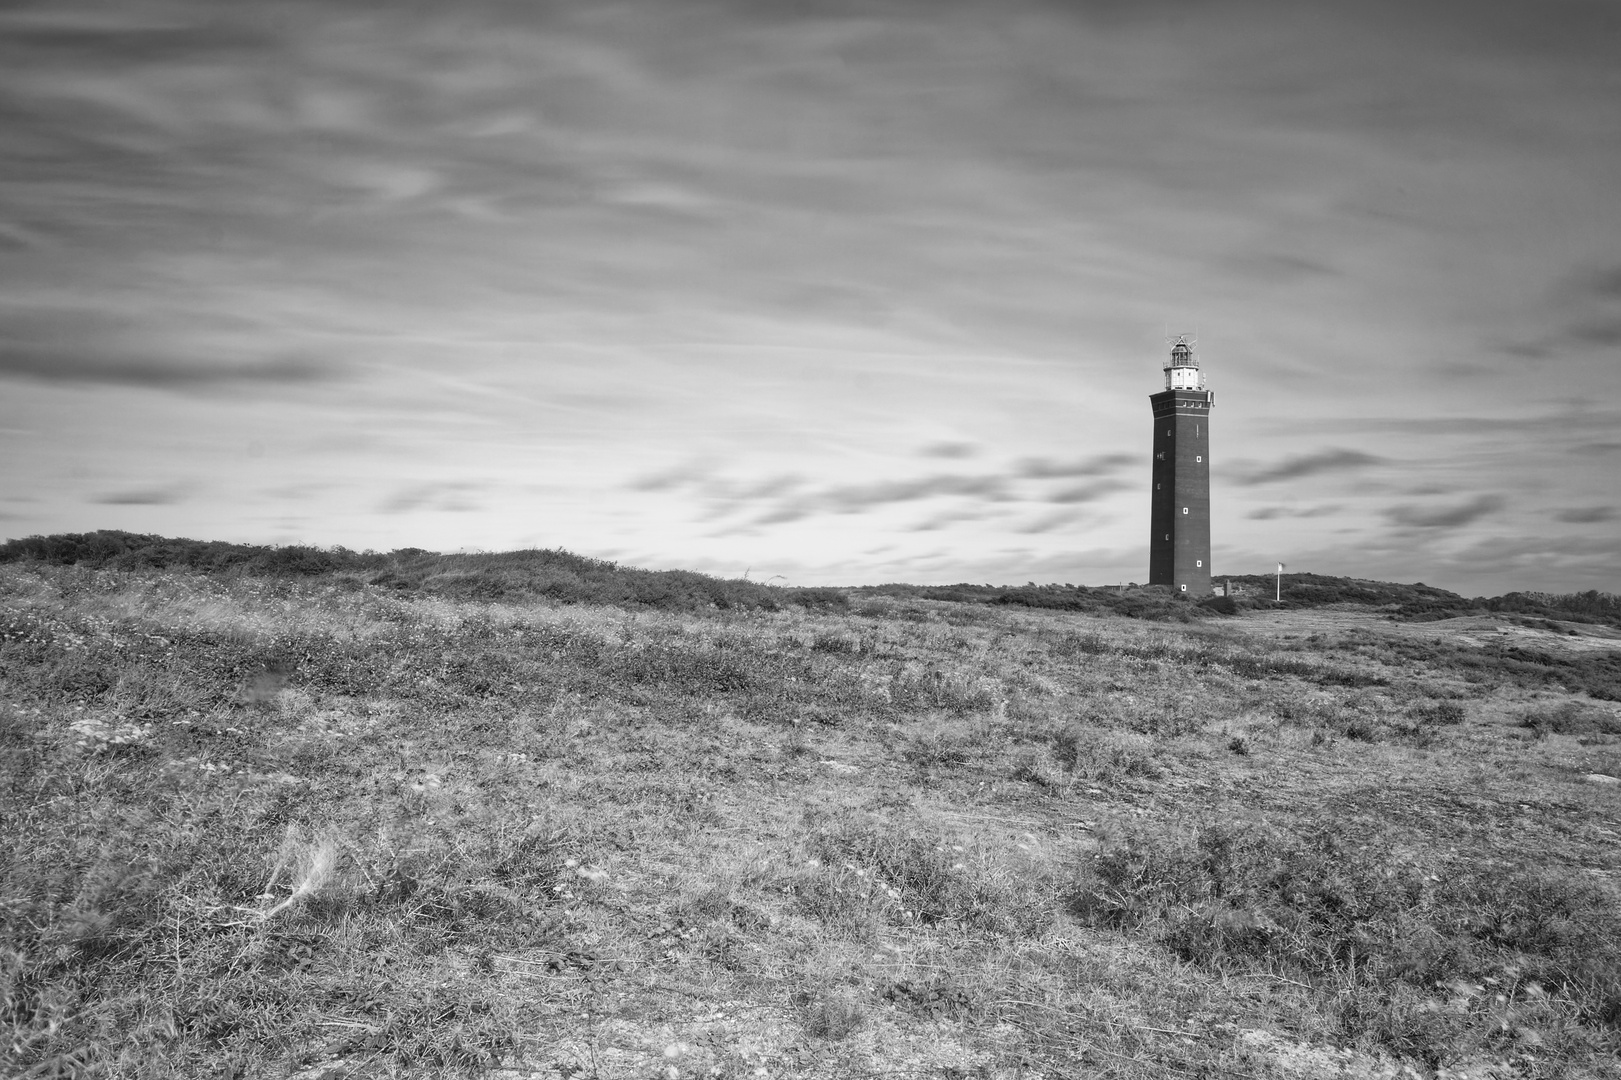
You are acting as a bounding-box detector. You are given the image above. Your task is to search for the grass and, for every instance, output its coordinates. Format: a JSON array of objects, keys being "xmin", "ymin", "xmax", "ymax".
[{"xmin": 2, "ymin": 554, "xmax": 1620, "ymax": 1078}]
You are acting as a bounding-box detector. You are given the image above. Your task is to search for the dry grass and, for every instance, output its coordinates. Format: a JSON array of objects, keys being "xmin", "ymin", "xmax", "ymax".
[{"xmin": 2, "ymin": 562, "xmax": 1620, "ymax": 1079}]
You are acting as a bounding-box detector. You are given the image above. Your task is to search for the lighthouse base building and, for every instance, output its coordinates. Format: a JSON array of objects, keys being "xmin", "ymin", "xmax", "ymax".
[{"xmin": 1148, "ymin": 337, "xmax": 1214, "ymax": 597}]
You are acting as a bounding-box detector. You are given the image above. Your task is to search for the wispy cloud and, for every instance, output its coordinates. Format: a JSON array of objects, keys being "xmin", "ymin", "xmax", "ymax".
[
  {"xmin": 905, "ymin": 508, "xmax": 989, "ymax": 532},
  {"xmin": 1247, "ymin": 504, "xmax": 1342, "ymax": 520},
  {"xmin": 919, "ymin": 441, "xmax": 978, "ymax": 460},
  {"xmin": 1015, "ymin": 454, "xmax": 1135, "ymax": 480},
  {"xmin": 1047, "ymin": 480, "xmax": 1130, "ymax": 505},
  {"xmin": 1555, "ymin": 505, "xmax": 1615, "ymax": 524},
  {"xmin": 1564, "ymin": 264, "xmax": 1621, "ymax": 347},
  {"xmin": 0, "ymin": 351, "xmax": 330, "ymax": 389},
  {"xmin": 770, "ymin": 473, "xmax": 1012, "ymax": 522},
  {"xmin": 1385, "ymin": 495, "xmax": 1504, "ymax": 530},
  {"xmin": 379, "ymin": 482, "xmax": 483, "ymax": 514},
  {"xmin": 1016, "ymin": 509, "xmax": 1089, "ymax": 535},
  {"xmin": 1509, "ymin": 264, "xmax": 1621, "ymax": 357},
  {"xmin": 630, "ymin": 456, "xmax": 1142, "ymax": 534},
  {"xmin": 92, "ymin": 485, "xmax": 188, "ymax": 506},
  {"xmin": 629, "ymin": 461, "xmax": 714, "ymax": 493},
  {"xmin": 1236, "ymin": 449, "xmax": 1383, "ymax": 486}
]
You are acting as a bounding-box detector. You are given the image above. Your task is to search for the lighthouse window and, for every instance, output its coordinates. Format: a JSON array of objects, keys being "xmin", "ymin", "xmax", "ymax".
[
  {"xmin": 1183, "ymin": 507, "xmax": 1189, "ymax": 515},
  {"xmin": 1180, "ymin": 584, "xmax": 1188, "ymax": 592},
  {"xmin": 1196, "ymin": 559, "xmax": 1203, "ymax": 568},
  {"xmin": 1164, "ymin": 534, "xmax": 1169, "ymax": 541},
  {"xmin": 1196, "ymin": 455, "xmax": 1202, "ymax": 463}
]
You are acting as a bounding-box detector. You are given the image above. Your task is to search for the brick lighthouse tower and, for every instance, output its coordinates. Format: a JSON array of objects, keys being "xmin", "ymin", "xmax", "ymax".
[{"xmin": 1149, "ymin": 336, "xmax": 1214, "ymax": 596}]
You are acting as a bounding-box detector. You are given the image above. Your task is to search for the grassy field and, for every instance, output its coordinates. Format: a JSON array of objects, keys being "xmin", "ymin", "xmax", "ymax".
[{"xmin": 3, "ymin": 557, "xmax": 1620, "ymax": 1079}]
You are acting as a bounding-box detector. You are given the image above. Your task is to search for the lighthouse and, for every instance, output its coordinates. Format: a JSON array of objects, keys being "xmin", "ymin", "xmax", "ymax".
[{"xmin": 1148, "ymin": 336, "xmax": 1214, "ymax": 596}]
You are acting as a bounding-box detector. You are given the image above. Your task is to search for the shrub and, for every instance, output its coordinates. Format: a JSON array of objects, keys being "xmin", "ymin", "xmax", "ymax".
[
  {"xmin": 1051, "ymin": 727, "xmax": 1160, "ymax": 783},
  {"xmin": 797, "ymin": 987, "xmax": 866, "ymax": 1040},
  {"xmin": 0, "ymin": 533, "xmax": 792, "ymax": 612},
  {"xmin": 902, "ymin": 729, "xmax": 975, "ymax": 769},
  {"xmin": 790, "ymin": 587, "xmax": 850, "ymax": 612},
  {"xmin": 1407, "ymin": 700, "xmax": 1466, "ymax": 726},
  {"xmin": 1519, "ymin": 701, "xmax": 1621, "ymax": 737},
  {"xmin": 802, "ymin": 823, "xmax": 1009, "ymax": 934},
  {"xmin": 1069, "ymin": 817, "xmax": 1621, "ymax": 1060}
]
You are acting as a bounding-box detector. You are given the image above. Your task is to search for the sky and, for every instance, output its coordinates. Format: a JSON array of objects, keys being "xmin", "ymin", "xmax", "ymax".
[{"xmin": 1, "ymin": 0, "xmax": 1618, "ymax": 595}]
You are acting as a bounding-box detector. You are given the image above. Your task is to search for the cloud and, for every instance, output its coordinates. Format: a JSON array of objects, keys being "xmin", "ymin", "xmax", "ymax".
[
  {"xmin": 1015, "ymin": 509, "xmax": 1089, "ymax": 534},
  {"xmin": 1422, "ymin": 533, "xmax": 1621, "ymax": 586},
  {"xmin": 1555, "ymin": 506, "xmax": 1615, "ymax": 523},
  {"xmin": 919, "ymin": 441, "xmax": 978, "ymax": 459},
  {"xmin": 905, "ymin": 508, "xmax": 989, "ymax": 532},
  {"xmin": 1247, "ymin": 504, "xmax": 1342, "ymax": 520},
  {"xmin": 1236, "ymin": 448, "xmax": 1383, "ymax": 486},
  {"xmin": 629, "ymin": 461, "xmax": 713, "ymax": 492},
  {"xmin": 1565, "ymin": 265, "xmax": 1621, "ymax": 346},
  {"xmin": 1015, "ymin": 454, "xmax": 1135, "ymax": 480},
  {"xmin": 807, "ymin": 473, "xmax": 1011, "ymax": 516},
  {"xmin": 0, "ymin": 307, "xmax": 335, "ymax": 389},
  {"xmin": 693, "ymin": 474, "xmax": 807, "ymax": 521},
  {"xmin": 1228, "ymin": 252, "xmax": 1340, "ymax": 281},
  {"xmin": 92, "ymin": 486, "xmax": 187, "ymax": 506},
  {"xmin": 1504, "ymin": 263, "xmax": 1621, "ymax": 357},
  {"xmin": 0, "ymin": 348, "xmax": 333, "ymax": 389},
  {"xmin": 1047, "ymin": 480, "xmax": 1130, "ymax": 504},
  {"xmin": 1279, "ymin": 412, "xmax": 1621, "ymax": 440},
  {"xmin": 379, "ymin": 482, "xmax": 483, "ymax": 514},
  {"xmin": 702, "ymin": 467, "xmax": 1026, "ymax": 528},
  {"xmin": 653, "ymin": 454, "xmax": 1139, "ymax": 533},
  {"xmin": 1385, "ymin": 494, "xmax": 1503, "ymax": 529}
]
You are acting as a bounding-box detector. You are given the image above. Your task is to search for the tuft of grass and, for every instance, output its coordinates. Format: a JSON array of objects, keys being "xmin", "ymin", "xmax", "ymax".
[
  {"xmin": 1407, "ymin": 699, "xmax": 1467, "ymax": 726},
  {"xmin": 1070, "ymin": 816, "xmax": 1621, "ymax": 1064},
  {"xmin": 1519, "ymin": 700, "xmax": 1621, "ymax": 738},
  {"xmin": 1050, "ymin": 726, "xmax": 1162, "ymax": 783},
  {"xmin": 797, "ymin": 986, "xmax": 867, "ymax": 1041}
]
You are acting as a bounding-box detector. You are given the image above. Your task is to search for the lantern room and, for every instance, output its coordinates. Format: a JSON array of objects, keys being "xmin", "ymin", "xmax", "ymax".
[{"xmin": 1163, "ymin": 335, "xmax": 1204, "ymax": 390}]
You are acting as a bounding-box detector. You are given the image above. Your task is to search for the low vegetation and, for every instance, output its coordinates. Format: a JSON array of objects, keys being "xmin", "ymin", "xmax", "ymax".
[
  {"xmin": 7, "ymin": 531, "xmax": 1616, "ymax": 628},
  {"xmin": 2, "ymin": 540, "xmax": 1619, "ymax": 1078},
  {"xmin": 0, "ymin": 531, "xmax": 845, "ymax": 613}
]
